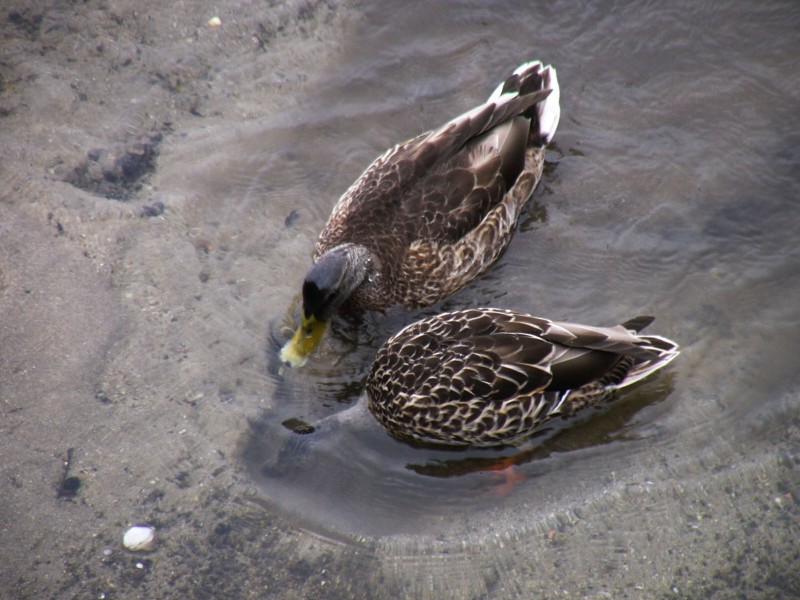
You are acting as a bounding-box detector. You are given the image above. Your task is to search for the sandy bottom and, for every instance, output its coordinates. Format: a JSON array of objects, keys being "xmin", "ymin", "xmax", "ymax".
[{"xmin": 2, "ymin": 1, "xmax": 800, "ymax": 599}]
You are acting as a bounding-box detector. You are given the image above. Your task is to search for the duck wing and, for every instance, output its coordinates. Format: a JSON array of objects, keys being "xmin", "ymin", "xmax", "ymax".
[
  {"xmin": 370, "ymin": 308, "xmax": 578, "ymax": 407},
  {"xmin": 367, "ymin": 308, "xmax": 556, "ymax": 445},
  {"xmin": 315, "ymin": 67, "xmax": 554, "ymax": 256},
  {"xmin": 367, "ymin": 308, "xmax": 679, "ymax": 447}
]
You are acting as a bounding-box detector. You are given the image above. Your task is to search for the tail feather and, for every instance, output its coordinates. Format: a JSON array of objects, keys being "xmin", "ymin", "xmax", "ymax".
[
  {"xmin": 488, "ymin": 60, "xmax": 560, "ymax": 146},
  {"xmin": 535, "ymin": 65, "xmax": 560, "ymax": 145},
  {"xmin": 614, "ymin": 334, "xmax": 680, "ymax": 389},
  {"xmin": 416, "ymin": 60, "xmax": 559, "ymax": 168},
  {"xmin": 621, "ymin": 315, "xmax": 655, "ymax": 333}
]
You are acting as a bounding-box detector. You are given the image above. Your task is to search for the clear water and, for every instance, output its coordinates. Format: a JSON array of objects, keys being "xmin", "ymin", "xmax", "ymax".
[
  {"xmin": 149, "ymin": 4, "xmax": 796, "ymax": 584},
  {"xmin": 21, "ymin": 0, "xmax": 795, "ymax": 596},
  {"xmin": 221, "ymin": 0, "xmax": 800, "ymax": 546}
]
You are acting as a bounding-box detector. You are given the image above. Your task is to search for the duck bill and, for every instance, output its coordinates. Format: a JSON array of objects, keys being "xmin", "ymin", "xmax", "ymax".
[{"xmin": 279, "ymin": 313, "xmax": 328, "ymax": 367}]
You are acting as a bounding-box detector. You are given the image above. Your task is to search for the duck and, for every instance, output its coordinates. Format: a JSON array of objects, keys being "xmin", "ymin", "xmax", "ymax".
[
  {"xmin": 365, "ymin": 308, "xmax": 679, "ymax": 448},
  {"xmin": 280, "ymin": 60, "xmax": 561, "ymax": 366}
]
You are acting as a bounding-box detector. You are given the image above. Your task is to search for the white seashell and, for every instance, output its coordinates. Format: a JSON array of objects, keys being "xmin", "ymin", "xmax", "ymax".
[{"xmin": 123, "ymin": 525, "xmax": 155, "ymax": 551}]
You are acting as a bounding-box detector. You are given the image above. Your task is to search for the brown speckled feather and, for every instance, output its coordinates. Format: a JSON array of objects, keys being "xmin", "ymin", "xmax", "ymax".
[
  {"xmin": 366, "ymin": 308, "xmax": 679, "ymax": 447},
  {"xmin": 313, "ymin": 61, "xmax": 560, "ymax": 311}
]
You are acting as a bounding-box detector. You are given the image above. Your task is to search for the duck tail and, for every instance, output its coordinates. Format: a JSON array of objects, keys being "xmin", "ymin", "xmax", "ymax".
[
  {"xmin": 488, "ymin": 60, "xmax": 561, "ymax": 146},
  {"xmin": 614, "ymin": 334, "xmax": 680, "ymax": 389},
  {"xmin": 620, "ymin": 315, "xmax": 656, "ymax": 333}
]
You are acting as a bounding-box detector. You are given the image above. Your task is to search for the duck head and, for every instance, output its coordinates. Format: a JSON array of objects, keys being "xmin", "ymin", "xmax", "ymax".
[{"xmin": 280, "ymin": 243, "xmax": 372, "ymax": 367}]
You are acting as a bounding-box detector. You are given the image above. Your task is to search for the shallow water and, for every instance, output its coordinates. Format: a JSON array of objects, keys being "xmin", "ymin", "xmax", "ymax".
[
  {"xmin": 227, "ymin": 0, "xmax": 800, "ymax": 549},
  {"xmin": 4, "ymin": 0, "xmax": 800, "ymax": 597}
]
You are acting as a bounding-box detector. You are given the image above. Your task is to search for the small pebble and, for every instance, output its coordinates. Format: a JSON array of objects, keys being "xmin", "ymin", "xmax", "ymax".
[
  {"xmin": 123, "ymin": 525, "xmax": 155, "ymax": 551},
  {"xmin": 140, "ymin": 201, "xmax": 165, "ymax": 218},
  {"xmin": 208, "ymin": 16, "xmax": 221, "ymax": 28}
]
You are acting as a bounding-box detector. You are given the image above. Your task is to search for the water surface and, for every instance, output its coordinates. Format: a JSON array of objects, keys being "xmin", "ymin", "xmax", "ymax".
[
  {"xmin": 230, "ymin": 0, "xmax": 799, "ymax": 524},
  {"xmin": 4, "ymin": 0, "xmax": 800, "ymax": 597},
  {"xmin": 230, "ymin": 0, "xmax": 800, "ymax": 592}
]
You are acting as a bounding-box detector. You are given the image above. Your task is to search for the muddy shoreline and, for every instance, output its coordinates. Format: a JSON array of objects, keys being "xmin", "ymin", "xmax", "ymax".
[{"xmin": 1, "ymin": 2, "xmax": 380, "ymax": 598}]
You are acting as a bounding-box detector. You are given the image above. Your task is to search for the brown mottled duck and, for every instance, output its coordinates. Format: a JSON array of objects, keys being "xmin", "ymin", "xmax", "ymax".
[
  {"xmin": 281, "ymin": 61, "xmax": 560, "ymax": 366},
  {"xmin": 365, "ymin": 308, "xmax": 679, "ymax": 447}
]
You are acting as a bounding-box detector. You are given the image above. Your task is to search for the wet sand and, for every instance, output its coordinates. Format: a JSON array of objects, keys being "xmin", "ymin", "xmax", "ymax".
[
  {"xmin": 2, "ymin": 1, "xmax": 800, "ymax": 598},
  {"xmin": 0, "ymin": 2, "xmax": 372, "ymax": 597}
]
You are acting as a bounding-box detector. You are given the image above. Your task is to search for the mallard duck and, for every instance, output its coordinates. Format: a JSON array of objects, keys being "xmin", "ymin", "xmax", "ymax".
[
  {"xmin": 280, "ymin": 61, "xmax": 561, "ymax": 366},
  {"xmin": 365, "ymin": 308, "xmax": 679, "ymax": 448}
]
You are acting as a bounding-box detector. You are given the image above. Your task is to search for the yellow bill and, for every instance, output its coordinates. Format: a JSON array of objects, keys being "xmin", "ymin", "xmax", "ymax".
[{"xmin": 279, "ymin": 312, "xmax": 328, "ymax": 367}]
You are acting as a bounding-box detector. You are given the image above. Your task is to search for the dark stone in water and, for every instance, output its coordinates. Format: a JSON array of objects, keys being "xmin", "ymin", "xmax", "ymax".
[
  {"xmin": 281, "ymin": 418, "xmax": 316, "ymax": 435},
  {"xmin": 64, "ymin": 130, "xmax": 168, "ymax": 201},
  {"xmin": 58, "ymin": 476, "xmax": 81, "ymax": 498},
  {"xmin": 140, "ymin": 201, "xmax": 165, "ymax": 218},
  {"xmin": 284, "ymin": 209, "xmax": 300, "ymax": 228}
]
